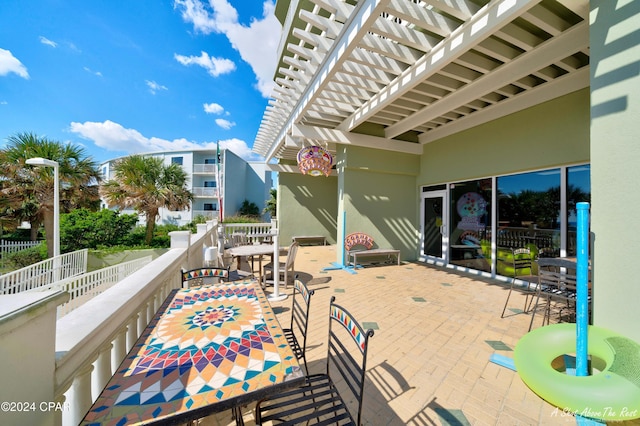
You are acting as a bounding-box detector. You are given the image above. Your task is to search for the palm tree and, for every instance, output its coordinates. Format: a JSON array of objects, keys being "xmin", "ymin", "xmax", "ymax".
[
  {"xmin": 263, "ymin": 188, "xmax": 277, "ymax": 217},
  {"xmin": 0, "ymin": 132, "xmax": 102, "ymax": 256},
  {"xmin": 100, "ymin": 155, "xmax": 193, "ymax": 245}
]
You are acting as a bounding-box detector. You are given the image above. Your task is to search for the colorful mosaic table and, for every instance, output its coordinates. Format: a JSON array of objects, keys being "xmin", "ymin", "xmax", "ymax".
[{"xmin": 81, "ymin": 279, "xmax": 303, "ymax": 425}]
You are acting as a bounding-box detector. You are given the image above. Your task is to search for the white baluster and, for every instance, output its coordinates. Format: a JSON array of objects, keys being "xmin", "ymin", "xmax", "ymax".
[
  {"xmin": 63, "ymin": 363, "xmax": 94, "ymax": 426},
  {"xmin": 92, "ymin": 343, "xmax": 113, "ymax": 400},
  {"xmin": 126, "ymin": 315, "xmax": 138, "ymax": 352},
  {"xmin": 112, "ymin": 331, "xmax": 127, "ymax": 372}
]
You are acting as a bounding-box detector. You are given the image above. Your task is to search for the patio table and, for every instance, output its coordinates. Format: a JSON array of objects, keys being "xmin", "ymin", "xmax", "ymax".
[
  {"xmin": 227, "ymin": 244, "xmax": 288, "ymax": 300},
  {"xmin": 80, "ymin": 279, "xmax": 304, "ymax": 425}
]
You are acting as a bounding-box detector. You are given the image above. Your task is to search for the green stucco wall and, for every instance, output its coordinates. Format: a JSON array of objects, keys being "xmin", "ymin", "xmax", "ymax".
[
  {"xmin": 277, "ymin": 172, "xmax": 338, "ymax": 245},
  {"xmin": 590, "ymin": 1, "xmax": 640, "ymax": 343},
  {"xmin": 418, "ymin": 89, "xmax": 590, "ymax": 184},
  {"xmin": 340, "ymin": 146, "xmax": 420, "ymax": 261}
]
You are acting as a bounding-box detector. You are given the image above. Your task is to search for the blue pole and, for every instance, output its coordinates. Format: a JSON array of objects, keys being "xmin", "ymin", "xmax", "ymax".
[{"xmin": 576, "ymin": 202, "xmax": 590, "ymax": 376}]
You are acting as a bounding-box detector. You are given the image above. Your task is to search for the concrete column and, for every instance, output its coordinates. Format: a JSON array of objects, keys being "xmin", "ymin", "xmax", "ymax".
[{"xmin": 0, "ymin": 291, "xmax": 68, "ymax": 426}]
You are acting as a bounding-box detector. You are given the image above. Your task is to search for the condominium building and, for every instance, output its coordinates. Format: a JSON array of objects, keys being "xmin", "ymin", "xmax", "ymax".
[{"xmin": 100, "ymin": 148, "xmax": 272, "ymax": 225}]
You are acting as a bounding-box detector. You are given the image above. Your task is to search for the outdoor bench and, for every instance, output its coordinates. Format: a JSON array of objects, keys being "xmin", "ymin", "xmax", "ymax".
[{"xmin": 345, "ymin": 232, "xmax": 400, "ymax": 267}]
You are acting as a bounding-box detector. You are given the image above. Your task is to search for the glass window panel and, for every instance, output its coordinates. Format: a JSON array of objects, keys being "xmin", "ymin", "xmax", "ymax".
[
  {"xmin": 171, "ymin": 156, "xmax": 183, "ymax": 165},
  {"xmin": 449, "ymin": 179, "xmax": 492, "ymax": 272},
  {"xmin": 567, "ymin": 164, "xmax": 591, "ymax": 256},
  {"xmin": 497, "ymin": 169, "xmax": 561, "ymax": 261}
]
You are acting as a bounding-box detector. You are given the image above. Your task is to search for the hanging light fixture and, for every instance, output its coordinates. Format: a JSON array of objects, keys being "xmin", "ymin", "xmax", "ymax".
[{"xmin": 297, "ymin": 145, "xmax": 333, "ymax": 177}]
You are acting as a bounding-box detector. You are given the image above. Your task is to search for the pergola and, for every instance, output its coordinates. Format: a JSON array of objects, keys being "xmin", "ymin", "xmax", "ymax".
[{"xmin": 253, "ymin": 0, "xmax": 589, "ymax": 166}]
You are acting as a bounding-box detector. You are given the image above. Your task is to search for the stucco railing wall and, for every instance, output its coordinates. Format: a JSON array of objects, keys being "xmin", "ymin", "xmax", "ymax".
[{"xmin": 52, "ymin": 221, "xmax": 217, "ymax": 426}]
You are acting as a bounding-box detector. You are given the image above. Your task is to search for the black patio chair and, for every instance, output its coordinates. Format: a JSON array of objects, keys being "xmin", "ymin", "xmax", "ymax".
[
  {"xmin": 500, "ymin": 247, "xmax": 536, "ymax": 317},
  {"xmin": 285, "ymin": 275, "xmax": 315, "ymax": 374},
  {"xmin": 254, "ymin": 296, "xmax": 375, "ymax": 425},
  {"xmin": 528, "ymin": 258, "xmax": 589, "ymax": 331},
  {"xmin": 181, "ymin": 266, "xmax": 230, "ymax": 288}
]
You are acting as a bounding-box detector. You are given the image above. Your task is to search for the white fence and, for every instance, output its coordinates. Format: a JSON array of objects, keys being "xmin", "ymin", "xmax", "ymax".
[
  {"xmin": 0, "ymin": 249, "xmax": 88, "ymax": 294},
  {"xmin": 220, "ymin": 221, "xmax": 276, "ymax": 246},
  {"xmin": 0, "ymin": 239, "xmax": 41, "ymax": 255},
  {"xmin": 30, "ymin": 256, "xmax": 153, "ymax": 317}
]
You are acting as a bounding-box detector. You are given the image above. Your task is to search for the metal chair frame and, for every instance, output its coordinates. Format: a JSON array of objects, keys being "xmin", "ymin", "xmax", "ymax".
[
  {"xmin": 500, "ymin": 247, "xmax": 536, "ymax": 317},
  {"xmin": 255, "ymin": 296, "xmax": 375, "ymax": 425},
  {"xmin": 181, "ymin": 266, "xmax": 230, "ymax": 288},
  {"xmin": 528, "ymin": 258, "xmax": 589, "ymax": 331},
  {"xmin": 285, "ymin": 276, "xmax": 315, "ymax": 374},
  {"xmin": 262, "ymin": 241, "xmax": 299, "ymax": 289}
]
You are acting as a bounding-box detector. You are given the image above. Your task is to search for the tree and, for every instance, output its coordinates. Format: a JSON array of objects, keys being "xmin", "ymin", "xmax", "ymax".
[
  {"xmin": 100, "ymin": 155, "xmax": 193, "ymax": 245},
  {"xmin": 0, "ymin": 132, "xmax": 102, "ymax": 257},
  {"xmin": 263, "ymin": 188, "xmax": 277, "ymax": 217},
  {"xmin": 239, "ymin": 199, "xmax": 260, "ymax": 217}
]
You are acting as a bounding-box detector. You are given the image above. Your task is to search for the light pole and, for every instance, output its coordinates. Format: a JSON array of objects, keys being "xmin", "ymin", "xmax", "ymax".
[{"xmin": 26, "ymin": 157, "xmax": 60, "ymax": 258}]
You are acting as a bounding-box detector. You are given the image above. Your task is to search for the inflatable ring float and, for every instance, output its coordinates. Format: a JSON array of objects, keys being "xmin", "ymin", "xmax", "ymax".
[{"xmin": 514, "ymin": 323, "xmax": 640, "ymax": 421}]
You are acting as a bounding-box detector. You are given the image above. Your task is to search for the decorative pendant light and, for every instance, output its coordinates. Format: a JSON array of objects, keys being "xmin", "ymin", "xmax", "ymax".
[{"xmin": 297, "ymin": 145, "xmax": 333, "ymax": 177}]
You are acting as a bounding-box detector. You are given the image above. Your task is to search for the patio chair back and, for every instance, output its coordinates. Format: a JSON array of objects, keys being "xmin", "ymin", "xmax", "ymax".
[
  {"xmin": 255, "ymin": 296, "xmax": 375, "ymax": 425},
  {"xmin": 325, "ymin": 296, "xmax": 375, "ymax": 424},
  {"xmin": 528, "ymin": 258, "xmax": 585, "ymax": 330},
  {"xmin": 181, "ymin": 267, "xmax": 230, "ymax": 288},
  {"xmin": 284, "ymin": 276, "xmax": 315, "ymax": 373},
  {"xmin": 500, "ymin": 247, "xmax": 536, "ymax": 318}
]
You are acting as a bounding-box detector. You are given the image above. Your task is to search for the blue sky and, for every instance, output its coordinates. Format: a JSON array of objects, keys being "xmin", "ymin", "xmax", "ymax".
[{"xmin": 0, "ymin": 0, "xmax": 280, "ymax": 164}]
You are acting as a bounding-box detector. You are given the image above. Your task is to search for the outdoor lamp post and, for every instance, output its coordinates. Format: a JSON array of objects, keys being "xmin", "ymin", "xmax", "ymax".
[{"xmin": 26, "ymin": 157, "xmax": 60, "ymax": 258}]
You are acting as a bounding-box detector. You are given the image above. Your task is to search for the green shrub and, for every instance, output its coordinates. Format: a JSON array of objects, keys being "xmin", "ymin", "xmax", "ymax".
[{"xmin": 6, "ymin": 243, "xmax": 47, "ymax": 268}]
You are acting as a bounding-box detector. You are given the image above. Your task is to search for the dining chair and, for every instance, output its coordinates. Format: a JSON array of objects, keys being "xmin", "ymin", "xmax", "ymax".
[
  {"xmin": 181, "ymin": 266, "xmax": 230, "ymax": 288},
  {"xmin": 500, "ymin": 247, "xmax": 536, "ymax": 318},
  {"xmin": 528, "ymin": 258, "xmax": 586, "ymax": 331},
  {"xmin": 254, "ymin": 296, "xmax": 375, "ymax": 425},
  {"xmin": 284, "ymin": 276, "xmax": 315, "ymax": 374},
  {"xmin": 262, "ymin": 241, "xmax": 299, "ymax": 289}
]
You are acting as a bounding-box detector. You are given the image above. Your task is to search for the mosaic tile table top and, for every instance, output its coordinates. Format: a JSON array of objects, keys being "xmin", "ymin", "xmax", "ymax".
[{"xmin": 81, "ymin": 280, "xmax": 303, "ymax": 425}]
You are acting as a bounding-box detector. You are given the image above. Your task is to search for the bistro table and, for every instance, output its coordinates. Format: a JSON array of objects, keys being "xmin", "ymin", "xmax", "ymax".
[
  {"xmin": 227, "ymin": 244, "xmax": 288, "ymax": 301},
  {"xmin": 80, "ymin": 279, "xmax": 304, "ymax": 425}
]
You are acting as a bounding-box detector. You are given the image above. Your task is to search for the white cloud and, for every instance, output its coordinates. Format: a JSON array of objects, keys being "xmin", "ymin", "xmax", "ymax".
[
  {"xmin": 84, "ymin": 67, "xmax": 103, "ymax": 77},
  {"xmin": 0, "ymin": 48, "xmax": 29, "ymax": 79},
  {"xmin": 203, "ymin": 102, "xmax": 224, "ymax": 114},
  {"xmin": 68, "ymin": 120, "xmax": 260, "ymax": 160},
  {"xmin": 39, "ymin": 36, "xmax": 57, "ymax": 48},
  {"xmin": 174, "ymin": 0, "xmax": 279, "ymax": 97},
  {"xmin": 174, "ymin": 51, "xmax": 235, "ymax": 77},
  {"xmin": 215, "ymin": 118, "xmax": 235, "ymax": 129},
  {"xmin": 146, "ymin": 80, "xmax": 168, "ymax": 94}
]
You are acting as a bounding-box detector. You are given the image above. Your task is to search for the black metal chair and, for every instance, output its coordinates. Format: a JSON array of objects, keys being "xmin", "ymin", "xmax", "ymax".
[
  {"xmin": 181, "ymin": 266, "xmax": 230, "ymax": 288},
  {"xmin": 528, "ymin": 258, "xmax": 588, "ymax": 331},
  {"xmin": 500, "ymin": 247, "xmax": 536, "ymax": 317},
  {"xmin": 255, "ymin": 296, "xmax": 375, "ymax": 425},
  {"xmin": 285, "ymin": 276, "xmax": 315, "ymax": 374}
]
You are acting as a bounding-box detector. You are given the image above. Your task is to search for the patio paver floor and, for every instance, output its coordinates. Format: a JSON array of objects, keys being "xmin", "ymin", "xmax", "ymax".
[{"xmin": 201, "ymin": 245, "xmax": 640, "ymax": 426}]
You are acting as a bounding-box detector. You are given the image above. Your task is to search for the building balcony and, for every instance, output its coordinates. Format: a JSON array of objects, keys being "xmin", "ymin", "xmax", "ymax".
[
  {"xmin": 192, "ymin": 163, "xmax": 218, "ymax": 174},
  {"xmin": 192, "ymin": 186, "xmax": 219, "ymax": 198}
]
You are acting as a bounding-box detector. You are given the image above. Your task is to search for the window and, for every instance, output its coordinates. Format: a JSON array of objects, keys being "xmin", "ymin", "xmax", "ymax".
[
  {"xmin": 171, "ymin": 157, "xmax": 183, "ymax": 165},
  {"xmin": 566, "ymin": 165, "xmax": 591, "ymax": 256},
  {"xmin": 204, "ymin": 203, "xmax": 217, "ymax": 211},
  {"xmin": 204, "ymin": 181, "xmax": 217, "ymax": 188},
  {"xmin": 449, "ymin": 179, "xmax": 492, "ymax": 272},
  {"xmin": 497, "ymin": 169, "xmax": 561, "ymax": 258},
  {"xmin": 204, "ymin": 158, "xmax": 216, "ymax": 164}
]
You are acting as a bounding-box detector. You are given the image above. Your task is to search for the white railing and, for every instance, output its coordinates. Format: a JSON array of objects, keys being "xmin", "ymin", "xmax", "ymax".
[
  {"xmin": 0, "ymin": 239, "xmax": 41, "ymax": 255},
  {"xmin": 53, "ymin": 221, "xmax": 218, "ymax": 426},
  {"xmin": 0, "ymin": 249, "xmax": 88, "ymax": 294},
  {"xmin": 220, "ymin": 221, "xmax": 277, "ymax": 246},
  {"xmin": 0, "ymin": 221, "xmax": 220, "ymax": 426},
  {"xmin": 193, "ymin": 163, "xmax": 217, "ymax": 174},
  {"xmin": 192, "ymin": 210, "xmax": 218, "ymax": 219},
  {"xmin": 30, "ymin": 256, "xmax": 153, "ymax": 318},
  {"xmin": 192, "ymin": 186, "xmax": 219, "ymax": 197}
]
